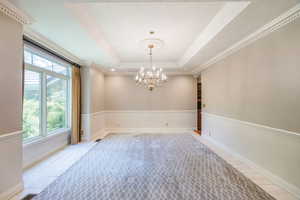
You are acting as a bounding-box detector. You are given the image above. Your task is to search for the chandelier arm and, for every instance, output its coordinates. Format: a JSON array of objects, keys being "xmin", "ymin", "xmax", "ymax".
[{"xmin": 135, "ymin": 39, "xmax": 167, "ymax": 91}]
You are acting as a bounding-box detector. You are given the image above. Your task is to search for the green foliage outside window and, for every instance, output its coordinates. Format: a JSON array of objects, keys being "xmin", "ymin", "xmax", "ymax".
[
  {"xmin": 47, "ymin": 76, "xmax": 67, "ymax": 133},
  {"xmin": 23, "ymin": 70, "xmax": 41, "ymax": 140},
  {"xmin": 23, "ymin": 70, "xmax": 68, "ymax": 141},
  {"xmin": 23, "ymin": 99, "xmax": 40, "ymax": 140}
]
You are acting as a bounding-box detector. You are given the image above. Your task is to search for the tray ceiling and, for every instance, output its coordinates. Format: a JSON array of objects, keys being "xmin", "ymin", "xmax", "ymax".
[{"xmin": 11, "ymin": 0, "xmax": 300, "ymax": 74}]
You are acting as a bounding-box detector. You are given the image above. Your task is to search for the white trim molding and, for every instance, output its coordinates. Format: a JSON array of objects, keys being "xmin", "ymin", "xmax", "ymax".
[
  {"xmin": 0, "ymin": 182, "xmax": 23, "ymax": 200},
  {"xmin": 0, "ymin": 131, "xmax": 23, "ymax": 200},
  {"xmin": 203, "ymin": 112, "xmax": 300, "ymax": 137},
  {"xmin": 201, "ymin": 112, "xmax": 300, "ymax": 198},
  {"xmin": 81, "ymin": 113, "xmax": 92, "ymax": 141},
  {"xmin": 23, "ymin": 131, "xmax": 70, "ymax": 169},
  {"xmin": 106, "ymin": 128, "xmax": 194, "ymax": 135},
  {"xmin": 81, "ymin": 111, "xmax": 106, "ymax": 142},
  {"xmin": 104, "ymin": 110, "xmax": 196, "ymax": 113},
  {"xmin": 179, "ymin": 1, "xmax": 250, "ymax": 67},
  {"xmin": 105, "ymin": 110, "xmax": 196, "ymax": 128},
  {"xmin": 0, "ymin": 0, "xmax": 32, "ymax": 24},
  {"xmin": 193, "ymin": 3, "xmax": 300, "ymax": 73},
  {"xmin": 202, "ymin": 135, "xmax": 300, "ymax": 199},
  {"xmin": 0, "ymin": 130, "xmax": 23, "ymax": 142},
  {"xmin": 81, "ymin": 110, "xmax": 197, "ymax": 141},
  {"xmin": 92, "ymin": 128, "xmax": 108, "ymax": 141},
  {"xmin": 23, "ymin": 27, "xmax": 84, "ymax": 66}
]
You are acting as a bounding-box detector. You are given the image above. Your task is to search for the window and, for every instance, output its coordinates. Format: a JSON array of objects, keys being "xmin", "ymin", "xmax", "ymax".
[
  {"xmin": 22, "ymin": 44, "xmax": 71, "ymax": 142},
  {"xmin": 46, "ymin": 75, "xmax": 68, "ymax": 132},
  {"xmin": 23, "ymin": 70, "xmax": 41, "ymax": 140}
]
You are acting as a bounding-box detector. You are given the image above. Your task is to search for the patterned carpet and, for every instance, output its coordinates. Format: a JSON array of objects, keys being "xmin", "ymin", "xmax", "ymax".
[{"xmin": 32, "ymin": 133, "xmax": 276, "ymax": 200}]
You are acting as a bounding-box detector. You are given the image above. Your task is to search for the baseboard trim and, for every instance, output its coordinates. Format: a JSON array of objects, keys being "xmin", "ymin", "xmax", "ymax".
[
  {"xmin": 104, "ymin": 110, "xmax": 197, "ymax": 113},
  {"xmin": 106, "ymin": 128, "xmax": 195, "ymax": 134},
  {"xmin": 91, "ymin": 129, "xmax": 108, "ymax": 141},
  {"xmin": 23, "ymin": 144, "xmax": 68, "ymax": 170},
  {"xmin": 84, "ymin": 128, "xmax": 195, "ymax": 141},
  {"xmin": 0, "ymin": 182, "xmax": 23, "ymax": 200},
  {"xmin": 201, "ymin": 134, "xmax": 300, "ymax": 199}
]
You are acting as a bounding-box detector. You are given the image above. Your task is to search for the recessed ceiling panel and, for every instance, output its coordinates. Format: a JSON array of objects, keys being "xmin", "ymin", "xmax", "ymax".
[{"xmin": 70, "ymin": 2, "xmax": 225, "ymax": 62}]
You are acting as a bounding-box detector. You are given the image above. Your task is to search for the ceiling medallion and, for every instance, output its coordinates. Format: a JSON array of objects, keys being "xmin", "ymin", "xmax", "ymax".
[{"xmin": 135, "ymin": 31, "xmax": 167, "ymax": 91}]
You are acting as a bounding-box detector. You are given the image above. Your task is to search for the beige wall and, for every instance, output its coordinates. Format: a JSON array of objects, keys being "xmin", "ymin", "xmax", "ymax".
[
  {"xmin": 202, "ymin": 17, "xmax": 300, "ymax": 133},
  {"xmin": 104, "ymin": 75, "xmax": 197, "ymax": 111},
  {"xmin": 0, "ymin": 12, "xmax": 23, "ymax": 135},
  {"xmin": 81, "ymin": 74, "xmax": 197, "ymax": 140},
  {"xmin": 0, "ymin": 13, "xmax": 24, "ymax": 199},
  {"xmin": 80, "ymin": 66, "xmax": 91, "ymax": 114},
  {"xmin": 90, "ymin": 66, "xmax": 105, "ymax": 113},
  {"xmin": 201, "ymin": 18, "xmax": 300, "ymax": 192},
  {"xmin": 80, "ymin": 65, "xmax": 105, "ymax": 141},
  {"xmin": 80, "ymin": 65, "xmax": 105, "ymax": 114}
]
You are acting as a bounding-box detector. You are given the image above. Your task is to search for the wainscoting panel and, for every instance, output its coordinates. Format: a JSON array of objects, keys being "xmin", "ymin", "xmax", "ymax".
[
  {"xmin": 202, "ymin": 112, "xmax": 300, "ymax": 198},
  {"xmin": 23, "ymin": 131, "xmax": 69, "ymax": 169},
  {"xmin": 90, "ymin": 112, "xmax": 106, "ymax": 140},
  {"xmin": 81, "ymin": 110, "xmax": 197, "ymax": 140},
  {"xmin": 105, "ymin": 110, "xmax": 197, "ymax": 134},
  {"xmin": 81, "ymin": 112, "xmax": 106, "ymax": 141},
  {"xmin": 0, "ymin": 131, "xmax": 23, "ymax": 200},
  {"xmin": 81, "ymin": 113, "xmax": 91, "ymax": 141}
]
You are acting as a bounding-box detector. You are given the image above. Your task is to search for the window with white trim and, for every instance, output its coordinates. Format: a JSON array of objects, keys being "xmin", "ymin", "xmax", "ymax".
[{"xmin": 23, "ymin": 44, "xmax": 71, "ymax": 142}]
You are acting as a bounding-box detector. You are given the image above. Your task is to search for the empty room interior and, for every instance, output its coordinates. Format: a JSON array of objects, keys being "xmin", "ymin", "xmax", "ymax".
[{"xmin": 1, "ymin": 0, "xmax": 300, "ymax": 199}]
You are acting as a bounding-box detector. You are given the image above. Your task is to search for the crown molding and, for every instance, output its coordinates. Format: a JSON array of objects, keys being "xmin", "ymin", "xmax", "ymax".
[
  {"xmin": 0, "ymin": 0, "xmax": 32, "ymax": 24},
  {"xmin": 24, "ymin": 27, "xmax": 84, "ymax": 66},
  {"xmin": 94, "ymin": 61, "xmax": 193, "ymax": 75},
  {"xmin": 119, "ymin": 61, "xmax": 179, "ymax": 69},
  {"xmin": 179, "ymin": 2, "xmax": 250, "ymax": 67},
  {"xmin": 103, "ymin": 71, "xmax": 193, "ymax": 76},
  {"xmin": 193, "ymin": 3, "xmax": 300, "ymax": 74}
]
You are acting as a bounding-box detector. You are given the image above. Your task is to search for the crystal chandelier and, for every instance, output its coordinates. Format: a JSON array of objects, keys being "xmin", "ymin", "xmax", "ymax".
[{"xmin": 135, "ymin": 43, "xmax": 167, "ymax": 91}]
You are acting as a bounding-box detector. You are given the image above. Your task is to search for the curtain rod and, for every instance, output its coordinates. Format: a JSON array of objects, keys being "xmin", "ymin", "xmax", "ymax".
[{"xmin": 23, "ymin": 35, "xmax": 81, "ymax": 68}]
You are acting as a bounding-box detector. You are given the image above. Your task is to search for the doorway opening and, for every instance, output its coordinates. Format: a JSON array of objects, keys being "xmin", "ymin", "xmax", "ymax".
[{"xmin": 195, "ymin": 76, "xmax": 201, "ymax": 135}]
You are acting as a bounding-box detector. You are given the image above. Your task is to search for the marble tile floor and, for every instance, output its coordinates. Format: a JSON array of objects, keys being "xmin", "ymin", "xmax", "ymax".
[{"xmin": 10, "ymin": 134, "xmax": 299, "ymax": 200}]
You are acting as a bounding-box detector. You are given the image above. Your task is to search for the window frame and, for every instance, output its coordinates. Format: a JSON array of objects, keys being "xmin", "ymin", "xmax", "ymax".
[
  {"xmin": 23, "ymin": 50, "xmax": 72, "ymax": 143},
  {"xmin": 22, "ymin": 69, "xmax": 43, "ymax": 143}
]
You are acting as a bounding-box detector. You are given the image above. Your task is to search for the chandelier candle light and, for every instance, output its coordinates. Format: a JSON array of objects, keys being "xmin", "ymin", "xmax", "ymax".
[{"xmin": 135, "ymin": 38, "xmax": 167, "ymax": 91}]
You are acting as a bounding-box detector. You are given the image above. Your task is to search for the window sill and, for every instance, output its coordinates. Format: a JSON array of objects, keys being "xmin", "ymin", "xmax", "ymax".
[{"xmin": 23, "ymin": 128, "xmax": 70, "ymax": 148}]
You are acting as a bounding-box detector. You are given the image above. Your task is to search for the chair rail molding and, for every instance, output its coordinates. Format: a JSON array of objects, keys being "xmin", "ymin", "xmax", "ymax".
[
  {"xmin": 201, "ymin": 112, "xmax": 300, "ymax": 198},
  {"xmin": 193, "ymin": 3, "xmax": 300, "ymax": 73},
  {"xmin": 0, "ymin": 0, "xmax": 32, "ymax": 24},
  {"xmin": 0, "ymin": 130, "xmax": 23, "ymax": 141},
  {"xmin": 201, "ymin": 134, "xmax": 300, "ymax": 199},
  {"xmin": 202, "ymin": 112, "xmax": 300, "ymax": 137}
]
